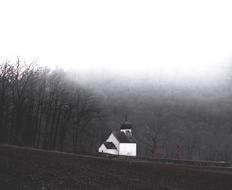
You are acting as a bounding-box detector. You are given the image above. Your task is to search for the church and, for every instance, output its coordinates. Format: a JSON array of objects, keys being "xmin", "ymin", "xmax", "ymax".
[{"xmin": 98, "ymin": 119, "xmax": 137, "ymax": 156}]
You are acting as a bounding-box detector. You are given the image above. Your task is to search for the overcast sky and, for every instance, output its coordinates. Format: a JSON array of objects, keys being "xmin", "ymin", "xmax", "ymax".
[{"xmin": 0, "ymin": 0, "xmax": 231, "ymax": 83}]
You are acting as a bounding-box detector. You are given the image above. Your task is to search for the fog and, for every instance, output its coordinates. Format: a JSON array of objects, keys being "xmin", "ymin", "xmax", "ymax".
[
  {"xmin": 1, "ymin": 0, "xmax": 232, "ymax": 161},
  {"xmin": 1, "ymin": 0, "xmax": 232, "ymax": 86}
]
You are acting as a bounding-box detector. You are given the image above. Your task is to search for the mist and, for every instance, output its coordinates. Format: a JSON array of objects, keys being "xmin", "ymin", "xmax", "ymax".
[{"xmin": 1, "ymin": 0, "xmax": 232, "ymax": 189}]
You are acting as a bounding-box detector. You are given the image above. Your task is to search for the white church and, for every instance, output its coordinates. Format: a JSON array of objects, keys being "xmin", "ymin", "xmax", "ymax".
[{"xmin": 98, "ymin": 119, "xmax": 137, "ymax": 156}]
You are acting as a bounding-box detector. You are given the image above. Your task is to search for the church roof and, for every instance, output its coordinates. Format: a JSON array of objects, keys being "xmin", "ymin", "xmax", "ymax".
[
  {"xmin": 120, "ymin": 121, "xmax": 132, "ymax": 130},
  {"xmin": 112, "ymin": 131, "xmax": 136, "ymax": 143},
  {"xmin": 103, "ymin": 142, "xmax": 117, "ymax": 149}
]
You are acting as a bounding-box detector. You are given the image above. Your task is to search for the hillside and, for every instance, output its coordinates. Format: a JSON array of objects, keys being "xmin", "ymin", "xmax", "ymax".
[{"xmin": 0, "ymin": 145, "xmax": 232, "ymax": 190}]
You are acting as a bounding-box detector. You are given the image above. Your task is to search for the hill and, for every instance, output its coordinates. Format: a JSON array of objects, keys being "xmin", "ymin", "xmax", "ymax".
[{"xmin": 0, "ymin": 145, "xmax": 232, "ymax": 190}]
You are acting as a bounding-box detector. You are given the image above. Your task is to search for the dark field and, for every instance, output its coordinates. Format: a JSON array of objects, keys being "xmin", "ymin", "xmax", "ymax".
[{"xmin": 0, "ymin": 145, "xmax": 232, "ymax": 190}]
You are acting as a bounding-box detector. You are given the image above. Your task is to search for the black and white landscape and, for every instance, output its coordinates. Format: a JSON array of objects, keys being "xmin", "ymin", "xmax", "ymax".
[{"xmin": 1, "ymin": 0, "xmax": 232, "ymax": 189}]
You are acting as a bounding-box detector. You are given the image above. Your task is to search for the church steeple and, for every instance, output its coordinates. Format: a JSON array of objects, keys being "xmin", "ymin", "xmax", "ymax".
[
  {"xmin": 120, "ymin": 114, "xmax": 132, "ymax": 134},
  {"xmin": 125, "ymin": 113, "xmax": 128, "ymax": 122}
]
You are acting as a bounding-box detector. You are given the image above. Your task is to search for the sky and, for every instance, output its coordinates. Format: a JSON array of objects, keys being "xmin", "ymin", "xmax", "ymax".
[{"xmin": 0, "ymin": 0, "xmax": 231, "ymax": 84}]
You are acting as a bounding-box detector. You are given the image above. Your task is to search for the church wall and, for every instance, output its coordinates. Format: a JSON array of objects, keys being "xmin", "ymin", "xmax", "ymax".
[
  {"xmin": 119, "ymin": 143, "xmax": 136, "ymax": 156},
  {"xmin": 98, "ymin": 144, "xmax": 118, "ymax": 155}
]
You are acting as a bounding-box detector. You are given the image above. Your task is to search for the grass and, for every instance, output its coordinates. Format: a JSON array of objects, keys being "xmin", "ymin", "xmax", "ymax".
[{"xmin": 0, "ymin": 144, "xmax": 232, "ymax": 190}]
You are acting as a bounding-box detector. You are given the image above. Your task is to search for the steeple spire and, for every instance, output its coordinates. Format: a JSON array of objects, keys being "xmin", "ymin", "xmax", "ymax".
[
  {"xmin": 120, "ymin": 113, "xmax": 132, "ymax": 134},
  {"xmin": 125, "ymin": 113, "xmax": 128, "ymax": 122}
]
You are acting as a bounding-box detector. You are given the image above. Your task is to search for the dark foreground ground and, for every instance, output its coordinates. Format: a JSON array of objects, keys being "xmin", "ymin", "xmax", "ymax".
[{"xmin": 0, "ymin": 145, "xmax": 232, "ymax": 190}]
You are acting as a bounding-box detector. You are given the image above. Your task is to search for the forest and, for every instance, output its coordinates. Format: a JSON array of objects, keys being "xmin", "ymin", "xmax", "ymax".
[{"xmin": 0, "ymin": 59, "xmax": 232, "ymax": 161}]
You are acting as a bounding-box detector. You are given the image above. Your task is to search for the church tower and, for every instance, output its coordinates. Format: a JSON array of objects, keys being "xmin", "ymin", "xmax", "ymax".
[{"xmin": 120, "ymin": 114, "xmax": 132, "ymax": 135}]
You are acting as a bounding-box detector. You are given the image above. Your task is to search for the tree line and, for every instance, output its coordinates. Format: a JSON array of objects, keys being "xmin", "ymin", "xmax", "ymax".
[
  {"xmin": 0, "ymin": 59, "xmax": 101, "ymax": 152},
  {"xmin": 1, "ymin": 59, "xmax": 232, "ymax": 161}
]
